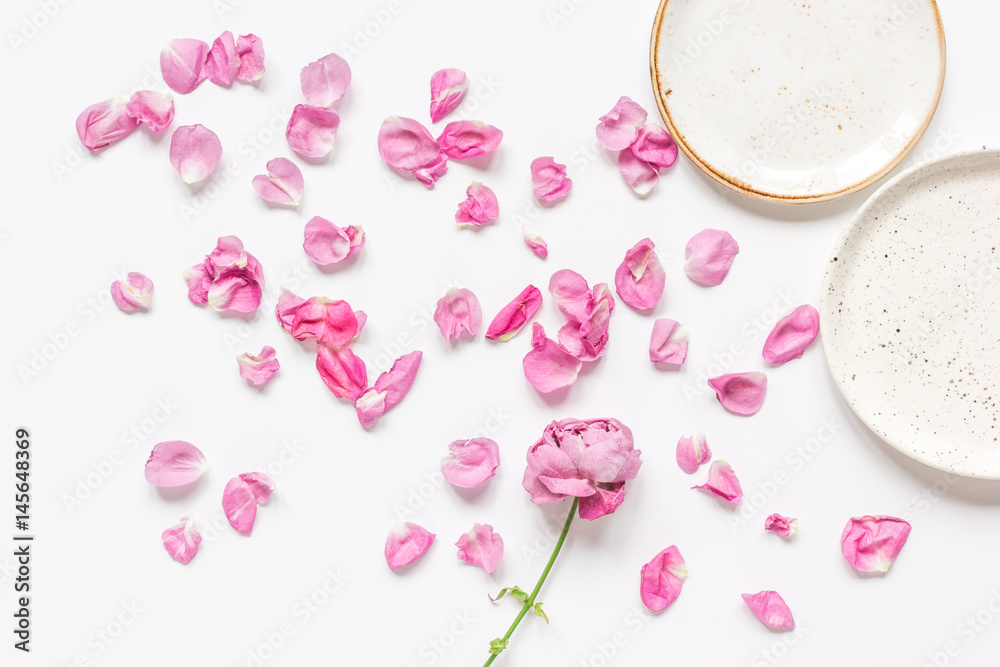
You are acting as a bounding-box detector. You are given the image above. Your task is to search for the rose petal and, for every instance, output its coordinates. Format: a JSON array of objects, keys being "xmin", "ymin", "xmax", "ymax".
[
  {"xmin": 412, "ymin": 153, "xmax": 449, "ymax": 189},
  {"xmin": 650, "ymin": 318, "xmax": 688, "ymax": 365},
  {"xmin": 222, "ymin": 477, "xmax": 257, "ymax": 535},
  {"xmin": 169, "ymin": 124, "xmax": 222, "ymax": 184},
  {"xmin": 238, "ymin": 472, "xmax": 275, "ymax": 504},
  {"xmin": 578, "ymin": 483, "xmax": 629, "ymax": 520},
  {"xmin": 124, "ymin": 90, "xmax": 174, "ymax": 133},
  {"xmin": 455, "ymin": 181, "xmax": 499, "ymax": 227},
  {"xmin": 207, "ymin": 267, "xmax": 262, "ymax": 313},
  {"xmin": 161, "ymin": 515, "xmax": 202, "ymax": 564},
  {"xmin": 676, "ymin": 432, "xmax": 711, "ymax": 474},
  {"xmin": 235, "ymin": 34, "xmax": 265, "ymax": 82},
  {"xmin": 531, "ymin": 156, "xmax": 572, "ymax": 204},
  {"xmin": 303, "ymin": 216, "xmax": 364, "ymax": 266},
  {"xmin": 144, "ymin": 441, "xmax": 207, "ymax": 487},
  {"xmin": 237, "ymin": 345, "xmax": 280, "ymax": 386},
  {"xmin": 523, "ymin": 228, "xmax": 549, "ymax": 259},
  {"xmin": 208, "ymin": 235, "xmax": 247, "ymax": 270},
  {"xmin": 385, "ymin": 523, "xmax": 435, "ymax": 570},
  {"xmin": 291, "ymin": 297, "xmax": 359, "ymax": 345},
  {"xmin": 708, "ymin": 372, "xmax": 767, "ymax": 416},
  {"xmin": 615, "ymin": 238, "xmax": 665, "ymax": 310},
  {"xmin": 182, "ymin": 262, "xmax": 211, "ymax": 305},
  {"xmin": 485, "ymin": 285, "xmax": 542, "ymax": 342},
  {"xmin": 632, "ymin": 124, "xmax": 678, "ymax": 168},
  {"xmin": 110, "ymin": 272, "xmax": 154, "ymax": 312},
  {"xmin": 841, "ymin": 515, "xmax": 912, "ymax": 574},
  {"xmin": 640, "ymin": 545, "xmax": 688, "ymax": 612},
  {"xmin": 763, "ymin": 305, "xmax": 820, "ymax": 365},
  {"xmin": 76, "ymin": 98, "xmax": 139, "ymax": 151},
  {"xmin": 286, "ymin": 104, "xmax": 340, "ymax": 158},
  {"xmin": 441, "ymin": 438, "xmax": 500, "ymax": 488},
  {"xmin": 437, "ymin": 121, "xmax": 503, "ymax": 159},
  {"xmin": 354, "ymin": 389, "xmax": 387, "ymax": 429},
  {"xmin": 316, "ymin": 344, "xmax": 368, "ymax": 401},
  {"xmin": 692, "ymin": 459, "xmax": 742, "ymax": 505},
  {"xmin": 618, "ymin": 146, "xmax": 659, "ymax": 196},
  {"xmin": 557, "ymin": 297, "xmax": 612, "ymax": 362},
  {"xmin": 548, "ymin": 269, "xmax": 593, "ymax": 322},
  {"xmin": 160, "ymin": 38, "xmax": 209, "ymax": 94},
  {"xmin": 252, "ymin": 157, "xmax": 304, "ymax": 206},
  {"xmin": 456, "ymin": 524, "xmax": 503, "ymax": 574},
  {"xmin": 205, "ymin": 31, "xmax": 240, "ymax": 87},
  {"xmin": 596, "ymin": 96, "xmax": 648, "ymax": 151},
  {"xmin": 764, "ymin": 514, "xmax": 799, "ymax": 538},
  {"xmin": 371, "ymin": 350, "xmax": 422, "ymax": 413},
  {"xmin": 742, "ymin": 591, "xmax": 795, "ymax": 630},
  {"xmin": 523, "ymin": 323, "xmax": 582, "ymax": 393},
  {"xmin": 430, "ymin": 68, "xmax": 468, "ymax": 123},
  {"xmin": 275, "ymin": 288, "xmax": 306, "ymax": 334},
  {"xmin": 300, "ymin": 53, "xmax": 351, "ymax": 107},
  {"xmin": 684, "ymin": 229, "xmax": 739, "ymax": 287},
  {"xmin": 433, "ymin": 287, "xmax": 482, "ymax": 342}
]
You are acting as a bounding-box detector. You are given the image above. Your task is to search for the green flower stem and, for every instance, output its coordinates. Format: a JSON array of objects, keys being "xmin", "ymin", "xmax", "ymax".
[{"xmin": 483, "ymin": 497, "xmax": 579, "ymax": 666}]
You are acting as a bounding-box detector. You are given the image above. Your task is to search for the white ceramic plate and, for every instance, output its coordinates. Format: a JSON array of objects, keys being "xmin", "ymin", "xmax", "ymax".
[
  {"xmin": 650, "ymin": 0, "xmax": 946, "ymax": 204},
  {"xmin": 821, "ymin": 149, "xmax": 1000, "ymax": 478}
]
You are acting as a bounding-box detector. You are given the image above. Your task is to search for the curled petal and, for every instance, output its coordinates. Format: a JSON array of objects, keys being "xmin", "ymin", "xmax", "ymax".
[
  {"xmin": 412, "ymin": 153, "xmax": 449, "ymax": 189},
  {"xmin": 485, "ymin": 285, "xmax": 542, "ymax": 342},
  {"xmin": 456, "ymin": 524, "xmax": 503, "ymax": 574},
  {"xmin": 531, "ymin": 157, "xmax": 572, "ymax": 204},
  {"xmin": 160, "ymin": 38, "xmax": 209, "ymax": 94},
  {"xmin": 205, "ymin": 31, "xmax": 240, "ymax": 86},
  {"xmin": 385, "ymin": 522, "xmax": 436, "ymax": 570},
  {"xmin": 300, "ymin": 52, "xmax": 351, "ymax": 107},
  {"xmin": 708, "ymin": 372, "xmax": 767, "ymax": 416},
  {"xmin": 523, "ymin": 228, "xmax": 548, "ymax": 259},
  {"xmin": 763, "ymin": 305, "xmax": 820, "ymax": 365},
  {"xmin": 125, "ymin": 90, "xmax": 174, "ymax": 133},
  {"xmin": 76, "ymin": 98, "xmax": 139, "ymax": 150},
  {"xmin": 618, "ymin": 146, "xmax": 659, "ymax": 196},
  {"xmin": 614, "ymin": 238, "xmax": 665, "ymax": 310},
  {"xmin": 676, "ymin": 432, "xmax": 711, "ymax": 474},
  {"xmin": 303, "ymin": 216, "xmax": 364, "ymax": 266},
  {"xmin": 433, "ymin": 287, "xmax": 482, "ymax": 342},
  {"xmin": 765, "ymin": 514, "xmax": 799, "ymax": 538},
  {"xmin": 235, "ymin": 34, "xmax": 265, "ymax": 82},
  {"xmin": 523, "ymin": 323, "xmax": 582, "ymax": 393},
  {"xmin": 316, "ymin": 344, "xmax": 368, "ymax": 401},
  {"xmin": 207, "ymin": 267, "xmax": 262, "ymax": 313},
  {"xmin": 442, "ymin": 438, "xmax": 500, "ymax": 488},
  {"xmin": 110, "ymin": 272, "xmax": 154, "ymax": 312},
  {"xmin": 684, "ymin": 229, "xmax": 739, "ymax": 287},
  {"xmin": 596, "ymin": 96, "xmax": 647, "ymax": 151},
  {"xmin": 372, "ymin": 350, "xmax": 422, "ymax": 413},
  {"xmin": 252, "ymin": 157, "xmax": 304, "ymax": 206},
  {"xmin": 275, "ymin": 288, "xmax": 306, "ymax": 334},
  {"xmin": 742, "ymin": 591, "xmax": 795, "ymax": 631},
  {"xmin": 161, "ymin": 515, "xmax": 201, "ymax": 564},
  {"xmin": 650, "ymin": 318, "xmax": 688, "ymax": 365},
  {"xmin": 237, "ymin": 345, "xmax": 280, "ymax": 386},
  {"xmin": 640, "ymin": 546, "xmax": 688, "ymax": 612},
  {"xmin": 693, "ymin": 459, "xmax": 742, "ymax": 505},
  {"xmin": 430, "ymin": 68, "xmax": 468, "ymax": 123},
  {"xmin": 841, "ymin": 515, "xmax": 912, "ymax": 574},
  {"xmin": 169, "ymin": 124, "xmax": 222, "ymax": 184},
  {"xmin": 557, "ymin": 298, "xmax": 612, "ymax": 362},
  {"xmin": 290, "ymin": 297, "xmax": 360, "ymax": 344},
  {"xmin": 578, "ymin": 483, "xmax": 628, "ymax": 520},
  {"xmin": 632, "ymin": 124, "xmax": 678, "ymax": 168},
  {"xmin": 455, "ymin": 182, "xmax": 499, "ymax": 227},
  {"xmin": 182, "ymin": 262, "xmax": 211, "ymax": 305},
  {"xmin": 222, "ymin": 477, "xmax": 257, "ymax": 535},
  {"xmin": 286, "ymin": 104, "xmax": 340, "ymax": 158},
  {"xmin": 354, "ymin": 389, "xmax": 387, "ymax": 429},
  {"xmin": 144, "ymin": 441, "xmax": 207, "ymax": 487},
  {"xmin": 437, "ymin": 121, "xmax": 503, "ymax": 159},
  {"xmin": 238, "ymin": 472, "xmax": 275, "ymax": 504}
]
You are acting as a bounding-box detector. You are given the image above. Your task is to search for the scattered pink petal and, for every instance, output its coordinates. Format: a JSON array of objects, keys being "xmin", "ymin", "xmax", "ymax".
[
  {"xmin": 523, "ymin": 323, "xmax": 582, "ymax": 393},
  {"xmin": 124, "ymin": 90, "xmax": 174, "ymax": 133},
  {"xmin": 437, "ymin": 121, "xmax": 503, "ymax": 159},
  {"xmin": 649, "ymin": 318, "xmax": 688, "ymax": 365},
  {"xmin": 76, "ymin": 98, "xmax": 139, "ymax": 150},
  {"xmin": 549, "ymin": 269, "xmax": 594, "ymax": 322},
  {"xmin": 632, "ymin": 124, "xmax": 679, "ymax": 168},
  {"xmin": 182, "ymin": 262, "xmax": 211, "ymax": 305},
  {"xmin": 238, "ymin": 472, "xmax": 275, "ymax": 504},
  {"xmin": 675, "ymin": 432, "xmax": 710, "ymax": 474},
  {"xmin": 354, "ymin": 389, "xmax": 387, "ymax": 429},
  {"xmin": 433, "ymin": 287, "xmax": 482, "ymax": 342},
  {"xmin": 205, "ymin": 31, "xmax": 240, "ymax": 87},
  {"xmin": 618, "ymin": 146, "xmax": 659, "ymax": 196},
  {"xmin": 110, "ymin": 272, "xmax": 154, "ymax": 312},
  {"xmin": 522, "ymin": 228, "xmax": 548, "ymax": 259},
  {"xmin": 640, "ymin": 545, "xmax": 687, "ymax": 612},
  {"xmin": 531, "ymin": 157, "xmax": 572, "ymax": 204},
  {"xmin": 557, "ymin": 299, "xmax": 612, "ymax": 362},
  {"xmin": 235, "ymin": 34, "xmax": 265, "ymax": 82},
  {"xmin": 693, "ymin": 459, "xmax": 742, "ymax": 505},
  {"xmin": 207, "ymin": 267, "xmax": 262, "ymax": 313},
  {"xmin": 615, "ymin": 238, "xmax": 665, "ymax": 310},
  {"xmin": 456, "ymin": 524, "xmax": 504, "ymax": 574},
  {"xmin": 286, "ymin": 104, "xmax": 340, "ymax": 158},
  {"xmin": 596, "ymin": 96, "xmax": 647, "ymax": 151},
  {"xmin": 144, "ymin": 441, "xmax": 207, "ymax": 487},
  {"xmin": 161, "ymin": 515, "xmax": 201, "ymax": 564},
  {"xmin": 252, "ymin": 157, "xmax": 304, "ymax": 206},
  {"xmin": 413, "ymin": 153, "xmax": 449, "ymax": 189},
  {"xmin": 316, "ymin": 344, "xmax": 367, "ymax": 401},
  {"xmin": 765, "ymin": 514, "xmax": 799, "ymax": 538},
  {"xmin": 385, "ymin": 522, "xmax": 435, "ymax": 570},
  {"xmin": 237, "ymin": 345, "xmax": 280, "ymax": 386},
  {"xmin": 742, "ymin": 591, "xmax": 795, "ymax": 630},
  {"xmin": 684, "ymin": 229, "xmax": 739, "ymax": 287},
  {"xmin": 303, "ymin": 216, "xmax": 364, "ymax": 266},
  {"xmin": 441, "ymin": 438, "xmax": 500, "ymax": 488},
  {"xmin": 370, "ymin": 350, "xmax": 422, "ymax": 414},
  {"xmin": 275, "ymin": 288, "xmax": 306, "ymax": 334},
  {"xmin": 300, "ymin": 53, "xmax": 351, "ymax": 107},
  {"xmin": 708, "ymin": 372, "xmax": 767, "ymax": 416},
  {"xmin": 160, "ymin": 38, "xmax": 209, "ymax": 94},
  {"xmin": 222, "ymin": 476, "xmax": 257, "ymax": 535},
  {"xmin": 378, "ymin": 116, "xmax": 448, "ymax": 188},
  {"xmin": 169, "ymin": 124, "xmax": 222, "ymax": 184},
  {"xmin": 763, "ymin": 305, "xmax": 820, "ymax": 365},
  {"xmin": 430, "ymin": 68, "xmax": 468, "ymax": 123},
  {"xmin": 289, "ymin": 297, "xmax": 361, "ymax": 345},
  {"xmin": 485, "ymin": 285, "xmax": 542, "ymax": 342},
  {"xmin": 841, "ymin": 515, "xmax": 912, "ymax": 574},
  {"xmin": 455, "ymin": 182, "xmax": 499, "ymax": 227}
]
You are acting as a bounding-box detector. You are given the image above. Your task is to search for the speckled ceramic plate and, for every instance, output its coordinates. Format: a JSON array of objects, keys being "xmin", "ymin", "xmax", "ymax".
[
  {"xmin": 650, "ymin": 0, "xmax": 946, "ymax": 204},
  {"xmin": 821, "ymin": 149, "xmax": 1000, "ymax": 478}
]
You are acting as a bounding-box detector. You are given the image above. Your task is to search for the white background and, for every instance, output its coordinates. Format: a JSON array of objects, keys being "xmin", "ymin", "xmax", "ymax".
[{"xmin": 2, "ymin": 1, "xmax": 1000, "ymax": 666}]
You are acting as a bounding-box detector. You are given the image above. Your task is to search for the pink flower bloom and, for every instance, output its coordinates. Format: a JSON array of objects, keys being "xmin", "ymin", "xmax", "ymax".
[
  {"xmin": 523, "ymin": 323, "xmax": 582, "ymax": 393},
  {"xmin": 632, "ymin": 124, "xmax": 678, "ymax": 168},
  {"xmin": 676, "ymin": 432, "xmax": 710, "ymax": 474},
  {"xmin": 162, "ymin": 515, "xmax": 201, "ymax": 564},
  {"xmin": 684, "ymin": 229, "xmax": 739, "ymax": 286},
  {"xmin": 708, "ymin": 372, "xmax": 767, "ymax": 416},
  {"xmin": 742, "ymin": 591, "xmax": 795, "ymax": 630},
  {"xmin": 649, "ymin": 318, "xmax": 688, "ymax": 365},
  {"xmin": 693, "ymin": 459, "xmax": 742, "ymax": 505},
  {"xmin": 614, "ymin": 238, "xmax": 665, "ymax": 310},
  {"xmin": 531, "ymin": 157, "xmax": 572, "ymax": 204},
  {"xmin": 522, "ymin": 228, "xmax": 548, "ymax": 259},
  {"xmin": 763, "ymin": 305, "xmax": 820, "ymax": 365},
  {"xmin": 237, "ymin": 345, "xmax": 280, "ymax": 386},
  {"xmin": 144, "ymin": 441, "xmax": 207, "ymax": 487},
  {"xmin": 110, "ymin": 272, "xmax": 154, "ymax": 312},
  {"xmin": 437, "ymin": 121, "xmax": 503, "ymax": 159},
  {"xmin": 184, "ymin": 236, "xmax": 265, "ymax": 313},
  {"xmin": 303, "ymin": 216, "xmax": 364, "ymax": 266},
  {"xmin": 378, "ymin": 116, "xmax": 448, "ymax": 189},
  {"xmin": 76, "ymin": 98, "xmax": 139, "ymax": 150},
  {"xmin": 640, "ymin": 545, "xmax": 687, "ymax": 611},
  {"xmin": 596, "ymin": 96, "xmax": 647, "ymax": 151},
  {"xmin": 316, "ymin": 344, "xmax": 367, "ymax": 401},
  {"xmin": 300, "ymin": 53, "xmax": 351, "ymax": 107},
  {"xmin": 456, "ymin": 182, "xmax": 499, "ymax": 227},
  {"xmin": 764, "ymin": 514, "xmax": 799, "ymax": 538},
  {"xmin": 239, "ymin": 472, "xmax": 275, "ymax": 504},
  {"xmin": 286, "ymin": 104, "xmax": 340, "ymax": 158},
  {"xmin": 485, "ymin": 285, "xmax": 542, "ymax": 342},
  {"xmin": 441, "ymin": 438, "xmax": 500, "ymax": 488},
  {"xmin": 456, "ymin": 524, "xmax": 504, "ymax": 574},
  {"xmin": 160, "ymin": 38, "xmax": 209, "ymax": 94},
  {"xmin": 618, "ymin": 146, "xmax": 660, "ymax": 196},
  {"xmin": 275, "ymin": 288, "xmax": 306, "ymax": 334},
  {"xmin": 430, "ymin": 68, "xmax": 468, "ymax": 123},
  {"xmin": 434, "ymin": 287, "xmax": 482, "ymax": 342},
  {"xmin": 841, "ymin": 515, "xmax": 912, "ymax": 573},
  {"xmin": 522, "ymin": 418, "xmax": 642, "ymax": 520},
  {"xmin": 354, "ymin": 351, "xmax": 422, "ymax": 427},
  {"xmin": 170, "ymin": 124, "xmax": 222, "ymax": 184},
  {"xmin": 125, "ymin": 90, "xmax": 174, "ymax": 132},
  {"xmin": 235, "ymin": 34, "xmax": 265, "ymax": 82},
  {"xmin": 385, "ymin": 522, "xmax": 435, "ymax": 570},
  {"xmin": 205, "ymin": 31, "xmax": 240, "ymax": 86},
  {"xmin": 252, "ymin": 157, "xmax": 304, "ymax": 206},
  {"xmin": 222, "ymin": 476, "xmax": 258, "ymax": 535}
]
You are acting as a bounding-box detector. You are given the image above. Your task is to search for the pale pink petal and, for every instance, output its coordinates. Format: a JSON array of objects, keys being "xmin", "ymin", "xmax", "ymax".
[
  {"xmin": 742, "ymin": 591, "xmax": 795, "ymax": 630},
  {"xmin": 76, "ymin": 98, "xmax": 139, "ymax": 150},
  {"xmin": 144, "ymin": 441, "xmax": 207, "ymax": 487},
  {"xmin": 437, "ymin": 121, "xmax": 503, "ymax": 159},
  {"xmin": 182, "ymin": 262, "xmax": 211, "ymax": 305},
  {"xmin": 640, "ymin": 545, "xmax": 687, "ymax": 612},
  {"xmin": 692, "ymin": 459, "xmax": 742, "ymax": 505},
  {"xmin": 205, "ymin": 31, "xmax": 240, "ymax": 87},
  {"xmin": 161, "ymin": 515, "xmax": 201, "ymax": 564},
  {"xmin": 371, "ymin": 350, "xmax": 422, "ymax": 413},
  {"xmin": 110, "ymin": 272, "xmax": 154, "ymax": 312},
  {"xmin": 160, "ymin": 38, "xmax": 209, "ymax": 94},
  {"xmin": 485, "ymin": 285, "xmax": 542, "ymax": 342},
  {"xmin": 275, "ymin": 288, "xmax": 306, "ymax": 334},
  {"xmin": 207, "ymin": 267, "xmax": 262, "ymax": 313},
  {"xmin": 316, "ymin": 344, "xmax": 368, "ymax": 401},
  {"xmin": 650, "ymin": 318, "xmax": 688, "ymax": 365},
  {"xmin": 618, "ymin": 146, "xmax": 659, "ymax": 196},
  {"xmin": 763, "ymin": 305, "xmax": 820, "ymax": 365},
  {"xmin": 442, "ymin": 438, "xmax": 500, "ymax": 488},
  {"xmin": 456, "ymin": 523, "xmax": 504, "ymax": 574},
  {"xmin": 523, "ymin": 228, "xmax": 548, "ymax": 259},
  {"xmin": 615, "ymin": 238, "xmax": 665, "ymax": 310},
  {"xmin": 412, "ymin": 152, "xmax": 449, "ymax": 189},
  {"xmin": 208, "ymin": 235, "xmax": 246, "ymax": 269},
  {"xmin": 632, "ymin": 124, "xmax": 678, "ymax": 168},
  {"xmin": 430, "ymin": 68, "xmax": 468, "ymax": 123},
  {"xmin": 303, "ymin": 216, "xmax": 364, "ymax": 266},
  {"xmin": 523, "ymin": 323, "xmax": 582, "ymax": 393},
  {"xmin": 385, "ymin": 522, "xmax": 435, "ymax": 570},
  {"xmin": 684, "ymin": 229, "xmax": 739, "ymax": 287},
  {"xmin": 237, "ymin": 345, "xmax": 280, "ymax": 386},
  {"xmin": 548, "ymin": 270, "xmax": 593, "ymax": 322},
  {"xmin": 291, "ymin": 297, "xmax": 360, "ymax": 345},
  {"xmin": 455, "ymin": 181, "xmax": 499, "ymax": 227},
  {"xmin": 378, "ymin": 116, "xmax": 441, "ymax": 169},
  {"xmin": 841, "ymin": 515, "xmax": 912, "ymax": 574},
  {"xmin": 675, "ymin": 432, "xmax": 711, "ymax": 474},
  {"xmin": 169, "ymin": 124, "xmax": 222, "ymax": 184},
  {"xmin": 125, "ymin": 90, "xmax": 174, "ymax": 133},
  {"xmin": 433, "ymin": 287, "xmax": 482, "ymax": 342},
  {"xmin": 301, "ymin": 53, "xmax": 351, "ymax": 107},
  {"xmin": 557, "ymin": 298, "xmax": 612, "ymax": 362},
  {"xmin": 222, "ymin": 477, "xmax": 257, "ymax": 535},
  {"xmin": 596, "ymin": 96, "xmax": 647, "ymax": 151},
  {"xmin": 531, "ymin": 157, "xmax": 572, "ymax": 204},
  {"xmin": 764, "ymin": 514, "xmax": 799, "ymax": 538},
  {"xmin": 708, "ymin": 372, "xmax": 767, "ymax": 416},
  {"xmin": 252, "ymin": 157, "xmax": 304, "ymax": 206},
  {"xmin": 238, "ymin": 472, "xmax": 275, "ymax": 504},
  {"xmin": 354, "ymin": 388, "xmax": 387, "ymax": 429},
  {"xmin": 235, "ymin": 34, "xmax": 265, "ymax": 82},
  {"xmin": 286, "ymin": 104, "xmax": 340, "ymax": 158}
]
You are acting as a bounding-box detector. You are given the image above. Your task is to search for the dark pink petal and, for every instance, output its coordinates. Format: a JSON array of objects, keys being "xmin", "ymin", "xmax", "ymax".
[
  {"xmin": 182, "ymin": 261, "xmax": 212, "ymax": 305},
  {"xmin": 684, "ymin": 229, "xmax": 739, "ymax": 287},
  {"xmin": 252, "ymin": 157, "xmax": 304, "ymax": 206},
  {"xmin": 110, "ymin": 272, "xmax": 153, "ymax": 312},
  {"xmin": 160, "ymin": 38, "xmax": 209, "ymax": 94},
  {"xmin": 523, "ymin": 323, "xmax": 582, "ymax": 393},
  {"xmin": 291, "ymin": 297, "xmax": 359, "ymax": 345},
  {"xmin": 675, "ymin": 432, "xmax": 710, "ymax": 474},
  {"xmin": 354, "ymin": 389, "xmax": 386, "ymax": 429},
  {"xmin": 456, "ymin": 524, "xmax": 504, "ymax": 574},
  {"xmin": 631, "ymin": 124, "xmax": 678, "ymax": 168},
  {"xmin": 578, "ymin": 483, "xmax": 629, "ymax": 520},
  {"xmin": 614, "ymin": 238, "xmax": 665, "ymax": 310},
  {"xmin": 531, "ymin": 156, "xmax": 572, "ymax": 204},
  {"xmin": 222, "ymin": 477, "xmax": 257, "ymax": 535},
  {"xmin": 433, "ymin": 287, "xmax": 482, "ymax": 342},
  {"xmin": 708, "ymin": 372, "xmax": 767, "ymax": 416},
  {"xmin": 764, "ymin": 514, "xmax": 799, "ymax": 538},
  {"xmin": 144, "ymin": 441, "xmax": 207, "ymax": 487},
  {"xmin": 169, "ymin": 124, "xmax": 222, "ymax": 184},
  {"xmin": 763, "ymin": 305, "xmax": 820, "ymax": 365},
  {"xmin": 841, "ymin": 515, "xmax": 912, "ymax": 573},
  {"xmin": 437, "ymin": 121, "xmax": 503, "ymax": 159},
  {"xmin": 385, "ymin": 523, "xmax": 435, "ymax": 570},
  {"xmin": 237, "ymin": 345, "xmax": 279, "ymax": 386},
  {"xmin": 596, "ymin": 96, "xmax": 647, "ymax": 151},
  {"xmin": 523, "ymin": 228, "xmax": 548, "ymax": 259},
  {"xmin": 286, "ymin": 104, "xmax": 340, "ymax": 158},
  {"xmin": 485, "ymin": 285, "xmax": 542, "ymax": 342},
  {"xmin": 441, "ymin": 438, "xmax": 500, "ymax": 488},
  {"xmin": 378, "ymin": 115, "xmax": 443, "ymax": 169},
  {"xmin": 640, "ymin": 546, "xmax": 687, "ymax": 612},
  {"xmin": 455, "ymin": 181, "xmax": 499, "ymax": 227},
  {"xmin": 124, "ymin": 90, "xmax": 174, "ymax": 133},
  {"xmin": 649, "ymin": 318, "xmax": 688, "ymax": 365},
  {"xmin": 161, "ymin": 515, "xmax": 201, "ymax": 564},
  {"xmin": 238, "ymin": 472, "xmax": 275, "ymax": 504},
  {"xmin": 693, "ymin": 459, "xmax": 743, "ymax": 505},
  {"xmin": 301, "ymin": 53, "xmax": 351, "ymax": 107},
  {"xmin": 742, "ymin": 591, "xmax": 795, "ymax": 630},
  {"xmin": 316, "ymin": 344, "xmax": 368, "ymax": 401},
  {"xmin": 207, "ymin": 267, "xmax": 262, "ymax": 313},
  {"xmin": 430, "ymin": 68, "xmax": 468, "ymax": 123},
  {"xmin": 275, "ymin": 288, "xmax": 306, "ymax": 334},
  {"xmin": 235, "ymin": 34, "xmax": 265, "ymax": 83},
  {"xmin": 303, "ymin": 216, "xmax": 364, "ymax": 266},
  {"xmin": 618, "ymin": 146, "xmax": 659, "ymax": 196},
  {"xmin": 205, "ymin": 31, "xmax": 240, "ymax": 87},
  {"xmin": 372, "ymin": 351, "xmax": 422, "ymax": 413},
  {"xmin": 76, "ymin": 98, "xmax": 139, "ymax": 150}
]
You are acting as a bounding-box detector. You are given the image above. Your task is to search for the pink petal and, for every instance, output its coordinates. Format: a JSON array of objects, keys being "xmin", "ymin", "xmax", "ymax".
[
  {"xmin": 557, "ymin": 298, "xmax": 612, "ymax": 362},
  {"xmin": 762, "ymin": 305, "xmax": 820, "ymax": 365},
  {"xmin": 430, "ymin": 68, "xmax": 468, "ymax": 123},
  {"xmin": 235, "ymin": 34, "xmax": 265, "ymax": 83},
  {"xmin": 286, "ymin": 104, "xmax": 340, "ymax": 158},
  {"xmin": 742, "ymin": 591, "xmax": 795, "ymax": 630},
  {"xmin": 441, "ymin": 438, "xmax": 501, "ymax": 488},
  {"xmin": 640, "ymin": 545, "xmax": 688, "ymax": 612},
  {"xmin": 764, "ymin": 514, "xmax": 799, "ymax": 538},
  {"xmin": 676, "ymin": 432, "xmax": 711, "ymax": 474},
  {"xmin": 161, "ymin": 515, "xmax": 201, "ymax": 564},
  {"xmin": 238, "ymin": 472, "xmax": 275, "ymax": 504},
  {"xmin": 252, "ymin": 157, "xmax": 304, "ymax": 206},
  {"xmin": 160, "ymin": 38, "xmax": 209, "ymax": 94},
  {"xmin": 169, "ymin": 124, "xmax": 222, "ymax": 184},
  {"xmin": 316, "ymin": 344, "xmax": 368, "ymax": 401},
  {"xmin": 237, "ymin": 345, "xmax": 280, "ymax": 386},
  {"xmin": 531, "ymin": 157, "xmax": 572, "ymax": 204},
  {"xmin": 614, "ymin": 238, "xmax": 665, "ymax": 310},
  {"xmin": 596, "ymin": 96, "xmax": 647, "ymax": 151},
  {"xmin": 371, "ymin": 350, "xmax": 422, "ymax": 413},
  {"xmin": 437, "ymin": 121, "xmax": 503, "ymax": 159},
  {"xmin": 523, "ymin": 323, "xmax": 582, "ymax": 393},
  {"xmin": 412, "ymin": 153, "xmax": 449, "ymax": 189},
  {"xmin": 354, "ymin": 389, "xmax": 387, "ymax": 429},
  {"xmin": 618, "ymin": 146, "xmax": 659, "ymax": 196},
  {"xmin": 841, "ymin": 515, "xmax": 912, "ymax": 573},
  {"xmin": 548, "ymin": 269, "xmax": 595, "ymax": 322},
  {"xmin": 708, "ymin": 372, "xmax": 767, "ymax": 416},
  {"xmin": 455, "ymin": 181, "xmax": 499, "ymax": 227},
  {"xmin": 300, "ymin": 53, "xmax": 351, "ymax": 107},
  {"xmin": 110, "ymin": 272, "xmax": 154, "ymax": 312},
  {"xmin": 205, "ymin": 31, "xmax": 240, "ymax": 87},
  {"xmin": 207, "ymin": 267, "xmax": 262, "ymax": 313},
  {"xmin": 76, "ymin": 98, "xmax": 139, "ymax": 151},
  {"xmin": 125, "ymin": 90, "xmax": 174, "ymax": 133},
  {"xmin": 222, "ymin": 477, "xmax": 257, "ymax": 535},
  {"xmin": 522, "ymin": 228, "xmax": 549, "ymax": 259},
  {"xmin": 144, "ymin": 441, "xmax": 207, "ymax": 487},
  {"xmin": 632, "ymin": 124, "xmax": 678, "ymax": 168},
  {"xmin": 433, "ymin": 287, "xmax": 482, "ymax": 342},
  {"xmin": 208, "ymin": 234, "xmax": 247, "ymax": 269},
  {"xmin": 385, "ymin": 522, "xmax": 435, "ymax": 570},
  {"xmin": 692, "ymin": 459, "xmax": 742, "ymax": 505},
  {"xmin": 291, "ymin": 297, "xmax": 360, "ymax": 345},
  {"xmin": 684, "ymin": 229, "xmax": 739, "ymax": 287},
  {"xmin": 456, "ymin": 524, "xmax": 504, "ymax": 574},
  {"xmin": 182, "ymin": 261, "xmax": 211, "ymax": 305},
  {"xmin": 377, "ymin": 115, "xmax": 444, "ymax": 169},
  {"xmin": 303, "ymin": 216, "xmax": 364, "ymax": 266},
  {"xmin": 275, "ymin": 288, "xmax": 306, "ymax": 334},
  {"xmin": 485, "ymin": 285, "xmax": 542, "ymax": 342},
  {"xmin": 650, "ymin": 318, "xmax": 688, "ymax": 365}
]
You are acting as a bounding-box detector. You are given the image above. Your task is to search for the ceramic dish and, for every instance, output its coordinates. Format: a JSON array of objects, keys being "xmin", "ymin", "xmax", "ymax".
[
  {"xmin": 821, "ymin": 148, "xmax": 1000, "ymax": 478},
  {"xmin": 649, "ymin": 0, "xmax": 946, "ymax": 204}
]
